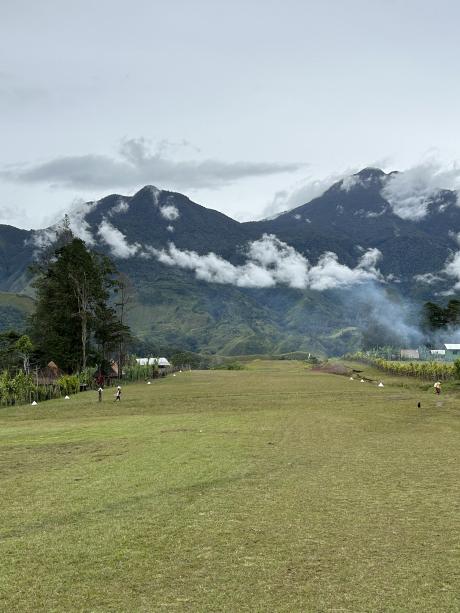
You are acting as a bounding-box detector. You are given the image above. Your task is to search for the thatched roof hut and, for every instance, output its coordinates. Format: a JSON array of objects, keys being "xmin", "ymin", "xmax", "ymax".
[{"xmin": 37, "ymin": 361, "xmax": 63, "ymax": 385}]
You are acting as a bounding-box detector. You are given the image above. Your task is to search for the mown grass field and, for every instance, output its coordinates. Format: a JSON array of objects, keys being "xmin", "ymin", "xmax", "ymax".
[{"xmin": 0, "ymin": 361, "xmax": 459, "ymax": 612}]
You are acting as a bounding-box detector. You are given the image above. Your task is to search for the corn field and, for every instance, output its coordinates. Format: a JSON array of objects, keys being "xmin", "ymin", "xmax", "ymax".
[{"xmin": 349, "ymin": 353, "xmax": 459, "ymax": 381}]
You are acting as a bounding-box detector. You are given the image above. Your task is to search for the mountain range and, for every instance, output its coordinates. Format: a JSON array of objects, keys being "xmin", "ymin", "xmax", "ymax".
[{"xmin": 1, "ymin": 167, "xmax": 459, "ymax": 355}]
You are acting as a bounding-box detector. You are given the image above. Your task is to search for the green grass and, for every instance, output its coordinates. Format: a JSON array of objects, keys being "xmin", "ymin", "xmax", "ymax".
[{"xmin": 0, "ymin": 361, "xmax": 459, "ymax": 612}]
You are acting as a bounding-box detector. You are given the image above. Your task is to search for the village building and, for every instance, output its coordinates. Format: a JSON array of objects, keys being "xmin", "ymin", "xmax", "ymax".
[
  {"xmin": 443, "ymin": 344, "xmax": 460, "ymax": 362},
  {"xmin": 36, "ymin": 361, "xmax": 63, "ymax": 385},
  {"xmin": 400, "ymin": 349, "xmax": 420, "ymax": 360},
  {"xmin": 135, "ymin": 357, "xmax": 171, "ymax": 368}
]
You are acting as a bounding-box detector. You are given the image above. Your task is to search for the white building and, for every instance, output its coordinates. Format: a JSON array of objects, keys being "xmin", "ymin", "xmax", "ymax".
[
  {"xmin": 136, "ymin": 357, "xmax": 171, "ymax": 367},
  {"xmin": 444, "ymin": 344, "xmax": 460, "ymax": 362},
  {"xmin": 400, "ymin": 349, "xmax": 419, "ymax": 360}
]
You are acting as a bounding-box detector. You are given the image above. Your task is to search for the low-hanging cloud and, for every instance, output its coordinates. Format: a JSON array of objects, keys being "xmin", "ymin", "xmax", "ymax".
[
  {"xmin": 29, "ymin": 199, "xmax": 96, "ymax": 252},
  {"xmin": 108, "ymin": 198, "xmax": 130, "ymax": 216},
  {"xmin": 1, "ymin": 137, "xmax": 304, "ymax": 192},
  {"xmin": 442, "ymin": 250, "xmax": 460, "ymax": 293},
  {"xmin": 97, "ymin": 218, "xmax": 141, "ymax": 258},
  {"xmin": 381, "ymin": 160, "xmax": 460, "ymax": 220},
  {"xmin": 159, "ymin": 204, "xmax": 180, "ymax": 221},
  {"xmin": 145, "ymin": 234, "xmax": 384, "ymax": 290},
  {"xmin": 262, "ymin": 170, "xmax": 355, "ymax": 219}
]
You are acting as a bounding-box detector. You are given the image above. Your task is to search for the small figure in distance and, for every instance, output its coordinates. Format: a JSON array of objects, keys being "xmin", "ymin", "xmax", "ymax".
[
  {"xmin": 434, "ymin": 381, "xmax": 441, "ymax": 395},
  {"xmin": 98, "ymin": 387, "xmax": 103, "ymax": 402},
  {"xmin": 417, "ymin": 401, "xmax": 421, "ymax": 408},
  {"xmin": 115, "ymin": 385, "xmax": 122, "ymax": 402}
]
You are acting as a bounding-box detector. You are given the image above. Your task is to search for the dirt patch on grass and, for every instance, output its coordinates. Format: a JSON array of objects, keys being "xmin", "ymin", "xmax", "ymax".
[{"xmin": 312, "ymin": 363, "xmax": 352, "ymax": 376}]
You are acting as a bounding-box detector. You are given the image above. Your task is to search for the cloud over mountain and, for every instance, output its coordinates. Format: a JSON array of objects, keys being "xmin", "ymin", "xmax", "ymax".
[
  {"xmin": 146, "ymin": 234, "xmax": 383, "ymax": 291},
  {"xmin": 381, "ymin": 161, "xmax": 460, "ymax": 220},
  {"xmin": 97, "ymin": 219, "xmax": 141, "ymax": 259},
  {"xmin": 1, "ymin": 138, "xmax": 304, "ymax": 192}
]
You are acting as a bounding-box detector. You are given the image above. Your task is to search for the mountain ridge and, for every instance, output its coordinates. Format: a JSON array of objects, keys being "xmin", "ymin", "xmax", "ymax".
[{"xmin": 1, "ymin": 168, "xmax": 459, "ymax": 354}]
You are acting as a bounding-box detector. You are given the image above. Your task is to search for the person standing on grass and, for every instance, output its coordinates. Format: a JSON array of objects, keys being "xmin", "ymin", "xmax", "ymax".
[
  {"xmin": 434, "ymin": 381, "xmax": 441, "ymax": 395},
  {"xmin": 115, "ymin": 385, "xmax": 122, "ymax": 402},
  {"xmin": 98, "ymin": 387, "xmax": 103, "ymax": 402}
]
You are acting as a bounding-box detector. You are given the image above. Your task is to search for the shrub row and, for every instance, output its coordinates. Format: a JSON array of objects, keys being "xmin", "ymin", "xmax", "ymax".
[{"xmin": 349, "ymin": 353, "xmax": 458, "ymax": 381}]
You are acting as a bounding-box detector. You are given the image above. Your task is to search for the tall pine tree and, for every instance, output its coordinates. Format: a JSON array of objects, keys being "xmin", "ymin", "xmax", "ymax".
[{"xmin": 31, "ymin": 237, "xmax": 130, "ymax": 373}]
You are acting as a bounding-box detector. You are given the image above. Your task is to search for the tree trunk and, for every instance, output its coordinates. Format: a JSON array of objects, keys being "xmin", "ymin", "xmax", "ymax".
[{"xmin": 81, "ymin": 311, "xmax": 87, "ymax": 370}]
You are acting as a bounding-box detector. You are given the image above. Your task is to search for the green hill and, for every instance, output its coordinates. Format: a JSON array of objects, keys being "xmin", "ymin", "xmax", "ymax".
[{"xmin": 0, "ymin": 292, "xmax": 35, "ymax": 332}]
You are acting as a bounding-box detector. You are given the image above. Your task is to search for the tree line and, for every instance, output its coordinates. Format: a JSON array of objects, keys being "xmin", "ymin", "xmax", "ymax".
[
  {"xmin": 0, "ymin": 217, "xmax": 133, "ymax": 379},
  {"xmin": 423, "ymin": 299, "xmax": 460, "ymax": 332}
]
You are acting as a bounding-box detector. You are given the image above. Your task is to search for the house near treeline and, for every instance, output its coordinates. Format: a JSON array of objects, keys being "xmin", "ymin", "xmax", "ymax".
[
  {"xmin": 422, "ymin": 344, "xmax": 460, "ymax": 362},
  {"xmin": 135, "ymin": 357, "xmax": 171, "ymax": 368},
  {"xmin": 36, "ymin": 361, "xmax": 63, "ymax": 385},
  {"xmin": 443, "ymin": 344, "xmax": 460, "ymax": 362},
  {"xmin": 430, "ymin": 349, "xmax": 446, "ymax": 359},
  {"xmin": 400, "ymin": 349, "xmax": 420, "ymax": 360}
]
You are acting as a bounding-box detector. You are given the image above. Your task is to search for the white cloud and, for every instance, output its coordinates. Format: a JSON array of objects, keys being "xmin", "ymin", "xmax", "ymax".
[
  {"xmin": 109, "ymin": 198, "xmax": 129, "ymax": 216},
  {"xmin": 29, "ymin": 227, "xmax": 59, "ymax": 252},
  {"xmin": 166, "ymin": 225, "xmax": 174, "ymax": 232},
  {"xmin": 67, "ymin": 199, "xmax": 96, "ymax": 245},
  {"xmin": 263, "ymin": 171, "xmax": 352, "ymax": 219},
  {"xmin": 442, "ymin": 251, "xmax": 460, "ymax": 291},
  {"xmin": 307, "ymin": 248, "xmax": 383, "ymax": 291},
  {"xmin": 340, "ymin": 175, "xmax": 362, "ymax": 191},
  {"xmin": 263, "ymin": 166, "xmax": 387, "ymax": 219},
  {"xmin": 414, "ymin": 272, "xmax": 442, "ymax": 285},
  {"xmin": 357, "ymin": 247, "xmax": 382, "ymax": 270},
  {"xmin": 146, "ymin": 234, "xmax": 383, "ymax": 291},
  {"xmin": 28, "ymin": 199, "xmax": 96, "ymax": 252},
  {"xmin": 1, "ymin": 137, "xmax": 303, "ymax": 192},
  {"xmin": 97, "ymin": 218, "xmax": 140, "ymax": 258},
  {"xmin": 159, "ymin": 204, "xmax": 180, "ymax": 221},
  {"xmin": 381, "ymin": 160, "xmax": 460, "ymax": 220}
]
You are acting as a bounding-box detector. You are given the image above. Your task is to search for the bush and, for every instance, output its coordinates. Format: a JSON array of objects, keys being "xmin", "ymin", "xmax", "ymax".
[
  {"xmin": 454, "ymin": 359, "xmax": 460, "ymax": 380},
  {"xmin": 57, "ymin": 374, "xmax": 80, "ymax": 395},
  {"xmin": 214, "ymin": 361, "xmax": 246, "ymax": 371}
]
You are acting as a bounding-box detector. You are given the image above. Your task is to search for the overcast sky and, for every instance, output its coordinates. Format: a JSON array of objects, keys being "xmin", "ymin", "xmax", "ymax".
[{"xmin": 2, "ymin": 0, "xmax": 460, "ymax": 229}]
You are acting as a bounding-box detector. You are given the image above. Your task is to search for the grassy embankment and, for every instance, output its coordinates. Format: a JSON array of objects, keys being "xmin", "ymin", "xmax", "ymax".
[{"xmin": 0, "ymin": 361, "xmax": 459, "ymax": 611}]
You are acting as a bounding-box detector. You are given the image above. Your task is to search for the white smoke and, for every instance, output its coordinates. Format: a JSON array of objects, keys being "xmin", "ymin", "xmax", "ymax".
[
  {"xmin": 349, "ymin": 283, "xmax": 425, "ymax": 346},
  {"xmin": 97, "ymin": 219, "xmax": 140, "ymax": 258},
  {"xmin": 146, "ymin": 234, "xmax": 383, "ymax": 290},
  {"xmin": 381, "ymin": 160, "xmax": 460, "ymax": 220}
]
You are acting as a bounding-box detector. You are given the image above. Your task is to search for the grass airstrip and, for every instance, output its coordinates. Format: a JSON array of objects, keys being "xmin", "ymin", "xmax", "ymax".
[{"xmin": 0, "ymin": 361, "xmax": 459, "ymax": 612}]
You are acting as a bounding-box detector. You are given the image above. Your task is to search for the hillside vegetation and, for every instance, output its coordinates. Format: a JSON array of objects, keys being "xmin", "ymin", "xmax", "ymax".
[{"xmin": 0, "ymin": 291, "xmax": 35, "ymax": 332}]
